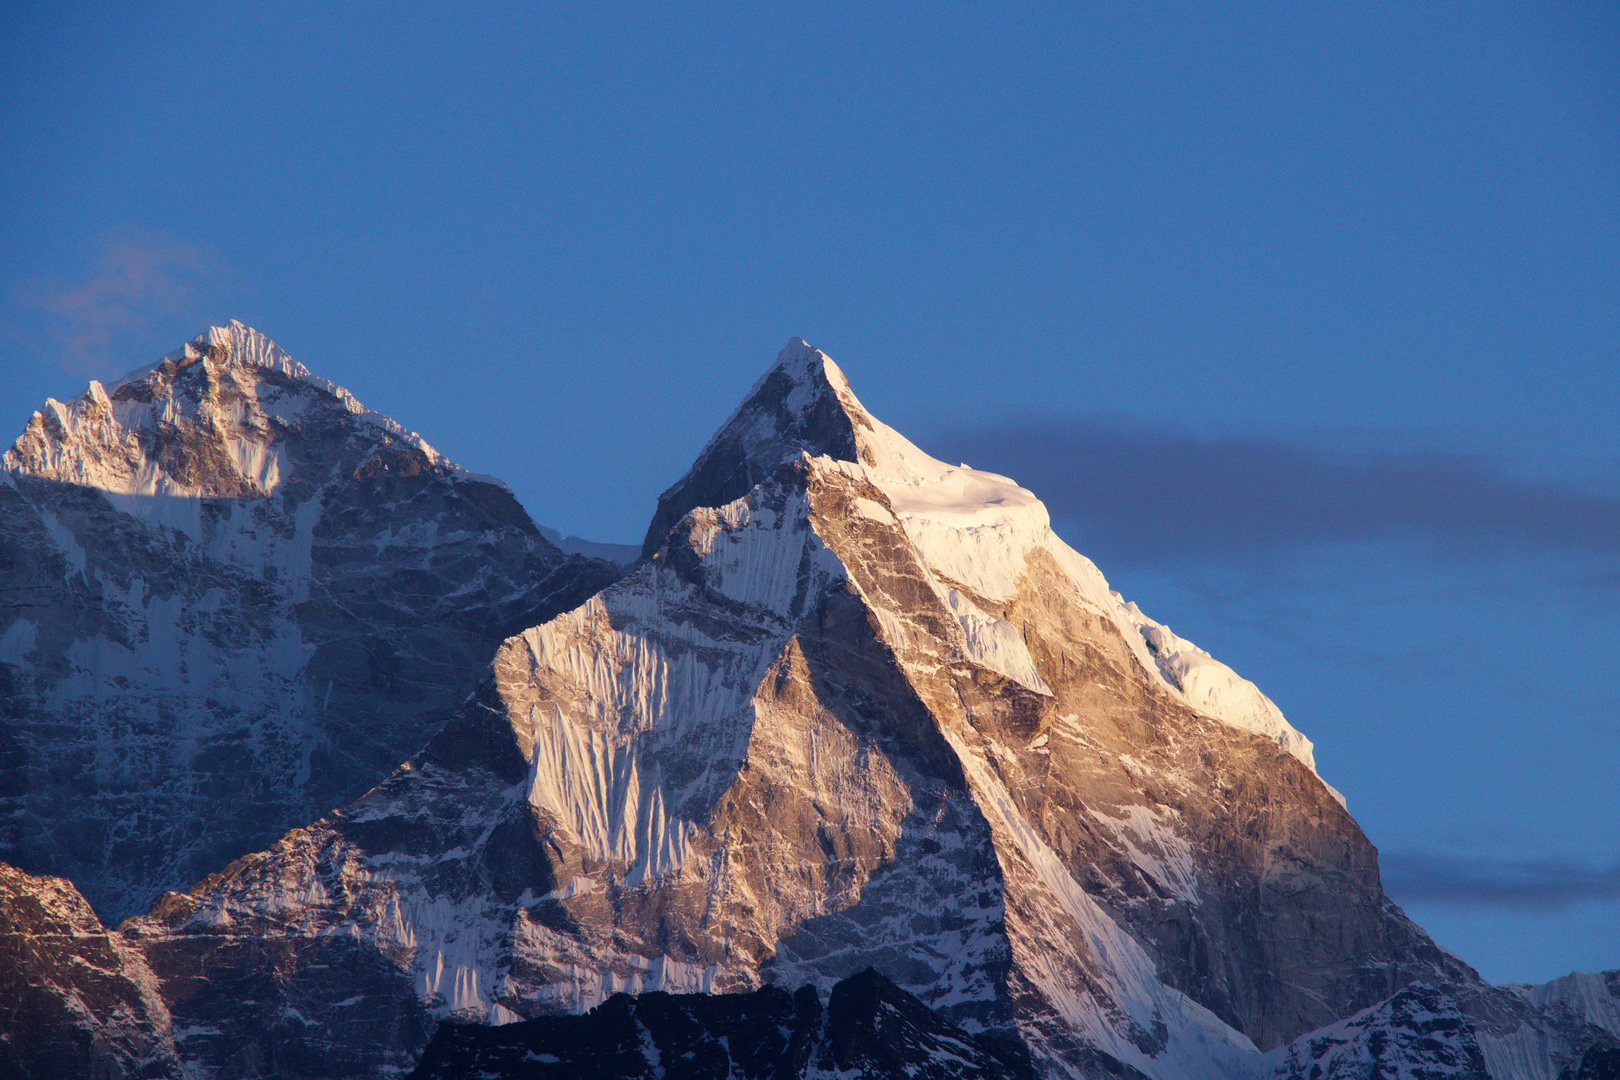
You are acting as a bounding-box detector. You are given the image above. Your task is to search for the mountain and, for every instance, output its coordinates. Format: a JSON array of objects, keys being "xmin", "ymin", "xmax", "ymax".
[
  {"xmin": 0, "ymin": 322, "xmax": 623, "ymax": 921},
  {"xmin": 0, "ymin": 333, "xmax": 1614, "ymax": 1079}
]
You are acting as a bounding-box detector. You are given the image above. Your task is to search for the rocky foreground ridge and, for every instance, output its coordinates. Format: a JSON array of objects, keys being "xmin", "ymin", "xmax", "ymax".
[
  {"xmin": 0, "ymin": 328, "xmax": 1615, "ymax": 1079},
  {"xmin": 406, "ymin": 968, "xmax": 1034, "ymax": 1080}
]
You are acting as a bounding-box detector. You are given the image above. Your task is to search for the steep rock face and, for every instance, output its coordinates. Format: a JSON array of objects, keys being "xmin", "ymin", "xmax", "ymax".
[
  {"xmin": 0, "ymin": 863, "xmax": 178, "ymax": 1079},
  {"xmin": 0, "ymin": 322, "xmax": 622, "ymax": 921}
]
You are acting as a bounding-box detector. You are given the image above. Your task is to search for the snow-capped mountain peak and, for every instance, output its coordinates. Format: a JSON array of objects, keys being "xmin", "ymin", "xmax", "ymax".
[
  {"xmin": 647, "ymin": 339, "xmax": 1325, "ymax": 776},
  {"xmin": 639, "ymin": 338, "xmax": 865, "ymax": 556},
  {"xmin": 0, "ymin": 323, "xmax": 621, "ymax": 921},
  {"xmin": 4, "ymin": 320, "xmax": 454, "ymax": 502}
]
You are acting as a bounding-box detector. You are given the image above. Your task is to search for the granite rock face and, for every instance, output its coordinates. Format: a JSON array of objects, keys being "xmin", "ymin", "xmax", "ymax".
[
  {"xmin": 2, "ymin": 336, "xmax": 1617, "ymax": 1080},
  {"xmin": 0, "ymin": 322, "xmax": 622, "ymax": 922}
]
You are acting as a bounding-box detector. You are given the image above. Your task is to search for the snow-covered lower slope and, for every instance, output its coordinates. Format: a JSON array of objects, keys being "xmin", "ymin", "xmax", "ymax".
[
  {"xmin": 1268, "ymin": 984, "xmax": 1491, "ymax": 1080},
  {"xmin": 0, "ymin": 322, "xmax": 621, "ymax": 921}
]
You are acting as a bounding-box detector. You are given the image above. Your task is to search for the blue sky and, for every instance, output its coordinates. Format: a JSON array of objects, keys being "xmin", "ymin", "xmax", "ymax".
[{"xmin": 2, "ymin": 1, "xmax": 1616, "ymax": 984}]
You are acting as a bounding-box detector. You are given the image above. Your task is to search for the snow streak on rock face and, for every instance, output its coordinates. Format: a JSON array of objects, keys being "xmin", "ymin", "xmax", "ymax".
[
  {"xmin": 1470, "ymin": 972, "xmax": 1620, "ymax": 1080},
  {"xmin": 0, "ymin": 322, "xmax": 622, "ymax": 922}
]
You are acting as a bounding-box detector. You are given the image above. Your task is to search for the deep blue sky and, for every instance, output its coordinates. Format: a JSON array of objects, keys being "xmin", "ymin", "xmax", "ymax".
[{"xmin": 3, "ymin": 2, "xmax": 1616, "ymax": 984}]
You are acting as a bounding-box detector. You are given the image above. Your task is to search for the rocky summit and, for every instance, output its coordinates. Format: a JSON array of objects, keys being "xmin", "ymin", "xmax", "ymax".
[{"xmin": 0, "ymin": 329, "xmax": 1615, "ymax": 1079}]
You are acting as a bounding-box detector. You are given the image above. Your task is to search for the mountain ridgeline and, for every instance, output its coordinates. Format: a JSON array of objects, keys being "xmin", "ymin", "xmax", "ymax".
[
  {"xmin": 0, "ymin": 322, "xmax": 623, "ymax": 922},
  {"xmin": 0, "ymin": 326, "xmax": 1614, "ymax": 1080}
]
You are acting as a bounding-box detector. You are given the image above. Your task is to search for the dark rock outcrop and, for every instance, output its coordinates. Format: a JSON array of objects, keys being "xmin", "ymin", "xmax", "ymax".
[
  {"xmin": 820, "ymin": 968, "xmax": 1035, "ymax": 1079},
  {"xmin": 0, "ymin": 863, "xmax": 178, "ymax": 1079},
  {"xmin": 1567, "ymin": 1044, "xmax": 1620, "ymax": 1080},
  {"xmin": 406, "ymin": 969, "xmax": 1030, "ymax": 1080}
]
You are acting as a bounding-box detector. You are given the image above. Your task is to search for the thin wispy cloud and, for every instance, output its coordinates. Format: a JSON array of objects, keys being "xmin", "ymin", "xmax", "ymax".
[
  {"xmin": 930, "ymin": 418, "xmax": 1620, "ymax": 570},
  {"xmin": 1382, "ymin": 849, "xmax": 1620, "ymax": 910},
  {"xmin": 19, "ymin": 227, "xmax": 218, "ymax": 375}
]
